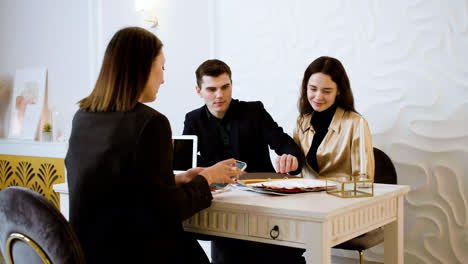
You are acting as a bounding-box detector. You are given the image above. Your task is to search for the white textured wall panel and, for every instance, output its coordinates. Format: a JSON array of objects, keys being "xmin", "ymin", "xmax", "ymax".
[{"xmin": 215, "ymin": 0, "xmax": 468, "ymax": 263}]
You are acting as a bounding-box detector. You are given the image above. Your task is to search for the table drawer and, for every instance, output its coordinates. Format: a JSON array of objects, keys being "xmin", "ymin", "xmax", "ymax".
[
  {"xmin": 184, "ymin": 209, "xmax": 247, "ymax": 236},
  {"xmin": 248, "ymin": 215, "xmax": 306, "ymax": 243}
]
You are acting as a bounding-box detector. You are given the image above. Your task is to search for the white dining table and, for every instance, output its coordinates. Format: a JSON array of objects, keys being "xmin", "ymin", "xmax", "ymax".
[{"xmin": 183, "ymin": 183, "xmax": 409, "ymax": 264}]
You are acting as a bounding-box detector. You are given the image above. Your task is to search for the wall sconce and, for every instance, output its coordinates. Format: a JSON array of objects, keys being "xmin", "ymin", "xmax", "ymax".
[{"xmin": 135, "ymin": 0, "xmax": 159, "ymax": 28}]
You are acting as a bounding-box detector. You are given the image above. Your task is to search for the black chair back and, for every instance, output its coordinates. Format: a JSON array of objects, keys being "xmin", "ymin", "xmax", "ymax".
[
  {"xmin": 0, "ymin": 187, "xmax": 85, "ymax": 264},
  {"xmin": 334, "ymin": 147, "xmax": 397, "ymax": 256},
  {"xmin": 373, "ymin": 147, "xmax": 397, "ymax": 184}
]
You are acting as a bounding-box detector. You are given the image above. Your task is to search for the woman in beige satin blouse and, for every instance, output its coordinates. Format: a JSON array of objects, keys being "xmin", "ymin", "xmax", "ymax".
[{"xmin": 293, "ymin": 56, "xmax": 375, "ymax": 180}]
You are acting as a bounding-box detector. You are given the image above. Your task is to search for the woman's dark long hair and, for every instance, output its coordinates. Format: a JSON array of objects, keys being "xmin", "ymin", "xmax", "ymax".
[
  {"xmin": 298, "ymin": 56, "xmax": 356, "ymax": 117},
  {"xmin": 79, "ymin": 27, "xmax": 163, "ymax": 112}
]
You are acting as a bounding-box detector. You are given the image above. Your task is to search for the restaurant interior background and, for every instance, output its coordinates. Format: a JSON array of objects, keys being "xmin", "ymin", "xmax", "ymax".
[{"xmin": 0, "ymin": 0, "xmax": 467, "ymax": 263}]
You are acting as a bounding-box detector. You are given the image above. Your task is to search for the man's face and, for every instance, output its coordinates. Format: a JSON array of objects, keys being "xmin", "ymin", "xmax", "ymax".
[{"xmin": 196, "ymin": 73, "xmax": 232, "ymax": 119}]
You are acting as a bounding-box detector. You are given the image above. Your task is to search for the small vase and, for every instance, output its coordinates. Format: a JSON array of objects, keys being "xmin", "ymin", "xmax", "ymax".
[{"xmin": 42, "ymin": 132, "xmax": 53, "ymax": 142}]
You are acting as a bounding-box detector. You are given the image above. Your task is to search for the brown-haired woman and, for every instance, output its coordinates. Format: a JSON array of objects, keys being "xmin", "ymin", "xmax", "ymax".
[
  {"xmin": 294, "ymin": 56, "xmax": 375, "ymax": 180},
  {"xmin": 65, "ymin": 27, "xmax": 242, "ymax": 264}
]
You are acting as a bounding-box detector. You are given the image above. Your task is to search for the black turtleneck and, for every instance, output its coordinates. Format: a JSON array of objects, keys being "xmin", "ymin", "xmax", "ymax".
[{"xmin": 306, "ymin": 104, "xmax": 337, "ymax": 173}]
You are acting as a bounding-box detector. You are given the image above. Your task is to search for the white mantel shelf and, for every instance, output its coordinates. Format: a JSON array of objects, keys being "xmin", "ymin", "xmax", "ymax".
[{"xmin": 0, "ymin": 139, "xmax": 68, "ymax": 158}]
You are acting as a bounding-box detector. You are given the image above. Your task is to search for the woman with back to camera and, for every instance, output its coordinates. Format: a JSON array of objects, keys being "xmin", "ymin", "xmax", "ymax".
[
  {"xmin": 65, "ymin": 27, "xmax": 242, "ymax": 264},
  {"xmin": 294, "ymin": 56, "xmax": 375, "ymax": 180}
]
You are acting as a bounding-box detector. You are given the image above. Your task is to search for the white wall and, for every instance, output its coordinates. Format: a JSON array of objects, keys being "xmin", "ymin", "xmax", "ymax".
[
  {"xmin": 97, "ymin": 0, "xmax": 214, "ymax": 135},
  {"xmin": 214, "ymin": 1, "xmax": 468, "ymax": 263},
  {"xmin": 0, "ymin": 0, "xmax": 90, "ymax": 140},
  {"xmin": 1, "ymin": 0, "xmax": 467, "ymax": 263},
  {"xmin": 0, "ymin": 0, "xmax": 213, "ymax": 138}
]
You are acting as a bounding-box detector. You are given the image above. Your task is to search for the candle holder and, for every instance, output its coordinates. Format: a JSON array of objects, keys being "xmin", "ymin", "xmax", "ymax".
[{"xmin": 326, "ymin": 174, "xmax": 373, "ymax": 198}]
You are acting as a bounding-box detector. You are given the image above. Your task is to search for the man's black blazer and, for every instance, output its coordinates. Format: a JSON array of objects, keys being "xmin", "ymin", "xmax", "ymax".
[{"xmin": 183, "ymin": 99, "xmax": 302, "ymax": 174}]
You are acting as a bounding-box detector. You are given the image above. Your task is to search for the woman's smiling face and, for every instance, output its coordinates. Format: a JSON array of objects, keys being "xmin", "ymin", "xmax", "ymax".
[{"xmin": 307, "ymin": 72, "xmax": 339, "ymax": 112}]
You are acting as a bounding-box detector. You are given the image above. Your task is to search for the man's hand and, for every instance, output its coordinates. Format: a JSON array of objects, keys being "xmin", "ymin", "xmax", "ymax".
[{"xmin": 275, "ymin": 154, "xmax": 298, "ymax": 174}]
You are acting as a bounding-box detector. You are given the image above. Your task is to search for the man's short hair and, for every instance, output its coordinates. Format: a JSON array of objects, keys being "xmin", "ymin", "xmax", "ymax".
[{"xmin": 195, "ymin": 59, "xmax": 232, "ymax": 87}]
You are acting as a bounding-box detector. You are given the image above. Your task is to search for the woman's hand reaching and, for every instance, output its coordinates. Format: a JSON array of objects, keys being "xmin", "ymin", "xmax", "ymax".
[
  {"xmin": 199, "ymin": 159, "xmax": 243, "ymax": 186},
  {"xmin": 174, "ymin": 167, "xmax": 204, "ymax": 185}
]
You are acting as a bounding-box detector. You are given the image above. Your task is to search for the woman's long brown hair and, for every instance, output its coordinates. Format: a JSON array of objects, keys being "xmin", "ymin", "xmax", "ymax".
[
  {"xmin": 79, "ymin": 27, "xmax": 163, "ymax": 112},
  {"xmin": 298, "ymin": 56, "xmax": 356, "ymax": 117}
]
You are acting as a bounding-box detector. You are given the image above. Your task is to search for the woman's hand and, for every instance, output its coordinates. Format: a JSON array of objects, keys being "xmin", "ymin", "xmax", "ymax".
[
  {"xmin": 199, "ymin": 159, "xmax": 243, "ymax": 185},
  {"xmin": 174, "ymin": 167, "xmax": 204, "ymax": 185},
  {"xmin": 275, "ymin": 154, "xmax": 298, "ymax": 174}
]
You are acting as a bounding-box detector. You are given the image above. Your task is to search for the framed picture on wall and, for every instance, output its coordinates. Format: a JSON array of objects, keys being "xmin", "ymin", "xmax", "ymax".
[{"xmin": 8, "ymin": 68, "xmax": 47, "ymax": 140}]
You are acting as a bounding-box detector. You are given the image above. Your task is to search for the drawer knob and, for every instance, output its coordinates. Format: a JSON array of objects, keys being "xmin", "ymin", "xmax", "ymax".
[{"xmin": 270, "ymin": 225, "xmax": 280, "ymax": 239}]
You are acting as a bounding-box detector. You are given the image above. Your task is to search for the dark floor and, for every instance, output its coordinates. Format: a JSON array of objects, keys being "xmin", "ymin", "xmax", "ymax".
[{"xmin": 198, "ymin": 240, "xmax": 383, "ymax": 264}]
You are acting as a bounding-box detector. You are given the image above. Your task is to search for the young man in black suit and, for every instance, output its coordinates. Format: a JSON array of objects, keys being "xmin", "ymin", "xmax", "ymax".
[
  {"xmin": 183, "ymin": 59, "xmax": 305, "ymax": 264},
  {"xmin": 183, "ymin": 59, "xmax": 302, "ymax": 175}
]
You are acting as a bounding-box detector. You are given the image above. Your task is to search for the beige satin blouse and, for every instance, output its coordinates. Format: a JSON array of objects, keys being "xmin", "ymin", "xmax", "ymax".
[{"xmin": 293, "ymin": 107, "xmax": 375, "ymax": 180}]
